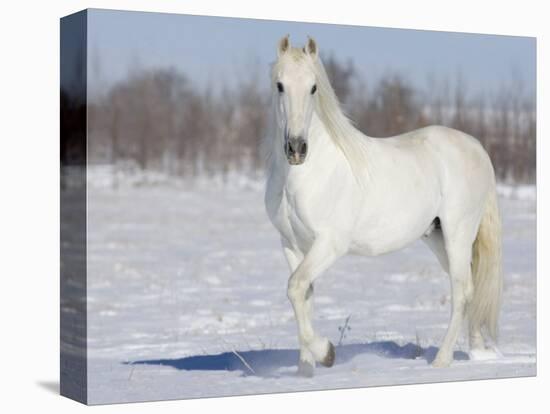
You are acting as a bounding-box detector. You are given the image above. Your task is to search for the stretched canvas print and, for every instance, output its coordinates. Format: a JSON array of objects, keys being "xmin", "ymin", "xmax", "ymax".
[{"xmin": 60, "ymin": 8, "xmax": 536, "ymax": 405}]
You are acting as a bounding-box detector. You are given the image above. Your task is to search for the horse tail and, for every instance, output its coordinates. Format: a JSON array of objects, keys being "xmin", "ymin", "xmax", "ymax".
[{"xmin": 469, "ymin": 186, "xmax": 503, "ymax": 342}]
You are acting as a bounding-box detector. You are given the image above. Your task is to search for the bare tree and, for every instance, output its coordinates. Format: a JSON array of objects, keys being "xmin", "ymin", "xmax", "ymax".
[{"xmin": 87, "ymin": 56, "xmax": 535, "ymax": 184}]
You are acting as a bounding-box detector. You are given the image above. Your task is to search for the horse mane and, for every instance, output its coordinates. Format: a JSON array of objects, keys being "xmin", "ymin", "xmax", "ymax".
[{"xmin": 310, "ymin": 57, "xmax": 371, "ymax": 184}]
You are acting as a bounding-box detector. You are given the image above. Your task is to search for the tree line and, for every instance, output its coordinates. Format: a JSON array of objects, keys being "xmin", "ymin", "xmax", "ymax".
[{"xmin": 87, "ymin": 55, "xmax": 536, "ymax": 183}]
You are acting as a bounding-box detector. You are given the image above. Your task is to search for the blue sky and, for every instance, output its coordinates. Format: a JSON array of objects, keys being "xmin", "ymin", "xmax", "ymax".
[{"xmin": 87, "ymin": 9, "xmax": 536, "ymax": 97}]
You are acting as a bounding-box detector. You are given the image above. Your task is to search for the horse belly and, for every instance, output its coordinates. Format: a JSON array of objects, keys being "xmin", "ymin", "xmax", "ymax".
[
  {"xmin": 349, "ymin": 220, "xmax": 427, "ymax": 256},
  {"xmin": 350, "ymin": 187, "xmax": 441, "ymax": 256}
]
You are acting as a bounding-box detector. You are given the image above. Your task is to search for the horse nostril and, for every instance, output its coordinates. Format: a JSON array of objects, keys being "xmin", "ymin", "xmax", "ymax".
[
  {"xmin": 285, "ymin": 140, "xmax": 295, "ymax": 155},
  {"xmin": 286, "ymin": 137, "xmax": 307, "ymax": 158}
]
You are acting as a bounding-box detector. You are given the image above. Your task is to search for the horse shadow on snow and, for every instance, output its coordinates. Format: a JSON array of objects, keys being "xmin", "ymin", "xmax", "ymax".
[{"xmin": 126, "ymin": 341, "xmax": 469, "ymax": 378}]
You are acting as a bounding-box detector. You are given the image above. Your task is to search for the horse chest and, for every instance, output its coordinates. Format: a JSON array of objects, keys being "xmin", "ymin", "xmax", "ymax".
[{"xmin": 268, "ymin": 186, "xmax": 316, "ymax": 251}]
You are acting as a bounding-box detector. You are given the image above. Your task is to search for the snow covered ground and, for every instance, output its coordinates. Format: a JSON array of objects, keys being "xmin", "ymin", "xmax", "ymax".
[{"xmin": 85, "ymin": 178, "xmax": 536, "ymax": 405}]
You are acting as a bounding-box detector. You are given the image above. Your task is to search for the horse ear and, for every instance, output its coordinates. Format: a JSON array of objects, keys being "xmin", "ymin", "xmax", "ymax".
[
  {"xmin": 305, "ymin": 36, "xmax": 318, "ymax": 58},
  {"xmin": 278, "ymin": 35, "xmax": 290, "ymax": 56}
]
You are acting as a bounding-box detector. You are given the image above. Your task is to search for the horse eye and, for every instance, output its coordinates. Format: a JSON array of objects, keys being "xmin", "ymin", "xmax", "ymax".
[
  {"xmin": 311, "ymin": 84, "xmax": 317, "ymax": 95},
  {"xmin": 276, "ymin": 82, "xmax": 284, "ymax": 93}
]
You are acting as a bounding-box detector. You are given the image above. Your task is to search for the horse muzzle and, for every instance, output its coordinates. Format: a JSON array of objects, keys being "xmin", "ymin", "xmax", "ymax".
[{"xmin": 285, "ymin": 137, "xmax": 308, "ymax": 165}]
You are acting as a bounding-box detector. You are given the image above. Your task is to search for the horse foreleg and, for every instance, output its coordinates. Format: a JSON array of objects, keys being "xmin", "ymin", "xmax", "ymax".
[
  {"xmin": 286, "ymin": 236, "xmax": 343, "ymax": 376},
  {"xmin": 282, "ymin": 242, "xmax": 315, "ymax": 374}
]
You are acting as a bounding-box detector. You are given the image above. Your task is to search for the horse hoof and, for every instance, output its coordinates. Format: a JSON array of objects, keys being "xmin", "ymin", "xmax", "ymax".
[
  {"xmin": 432, "ymin": 353, "xmax": 451, "ymax": 368},
  {"xmin": 319, "ymin": 341, "xmax": 335, "ymax": 367},
  {"xmin": 298, "ymin": 360, "xmax": 315, "ymax": 377}
]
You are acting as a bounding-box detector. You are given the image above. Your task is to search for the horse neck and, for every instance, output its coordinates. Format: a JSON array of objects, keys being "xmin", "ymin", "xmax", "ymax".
[{"xmin": 307, "ymin": 112, "xmax": 339, "ymax": 159}]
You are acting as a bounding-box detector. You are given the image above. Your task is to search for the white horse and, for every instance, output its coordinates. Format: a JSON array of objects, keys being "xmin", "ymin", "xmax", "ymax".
[{"xmin": 264, "ymin": 36, "xmax": 502, "ymax": 376}]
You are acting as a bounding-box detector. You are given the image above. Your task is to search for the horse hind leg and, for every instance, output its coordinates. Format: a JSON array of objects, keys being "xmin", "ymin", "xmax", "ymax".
[
  {"xmin": 432, "ymin": 216, "xmax": 478, "ymax": 368},
  {"xmin": 422, "ymin": 221, "xmax": 467, "ymax": 367},
  {"xmin": 422, "ymin": 218, "xmax": 449, "ymax": 273},
  {"xmin": 468, "ymin": 322, "xmax": 500, "ymax": 360},
  {"xmin": 422, "ymin": 219, "xmax": 489, "ymax": 356},
  {"xmin": 468, "ymin": 321, "xmax": 486, "ymax": 351}
]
